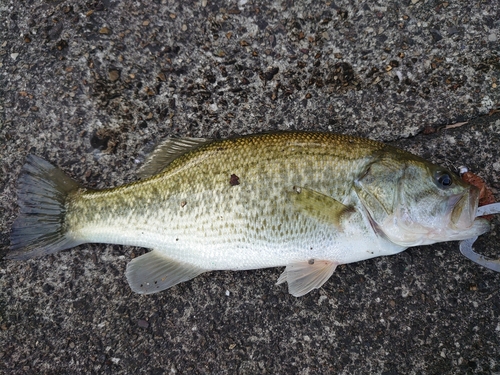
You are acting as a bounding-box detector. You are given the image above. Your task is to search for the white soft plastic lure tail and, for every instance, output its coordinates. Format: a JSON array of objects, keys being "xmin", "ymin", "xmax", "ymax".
[{"xmin": 460, "ymin": 203, "xmax": 500, "ymax": 271}]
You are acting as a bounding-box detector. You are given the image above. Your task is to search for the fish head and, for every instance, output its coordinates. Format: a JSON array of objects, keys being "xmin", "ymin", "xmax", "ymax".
[{"xmin": 355, "ymin": 150, "xmax": 490, "ymax": 247}]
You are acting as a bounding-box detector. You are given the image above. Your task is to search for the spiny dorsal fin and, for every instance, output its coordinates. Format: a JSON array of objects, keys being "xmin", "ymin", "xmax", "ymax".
[
  {"xmin": 138, "ymin": 137, "xmax": 212, "ymax": 179},
  {"xmin": 276, "ymin": 259, "xmax": 338, "ymax": 297}
]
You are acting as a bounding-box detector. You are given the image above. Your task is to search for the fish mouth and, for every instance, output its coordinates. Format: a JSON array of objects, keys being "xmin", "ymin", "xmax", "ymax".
[{"xmin": 450, "ymin": 185, "xmax": 480, "ymax": 230}]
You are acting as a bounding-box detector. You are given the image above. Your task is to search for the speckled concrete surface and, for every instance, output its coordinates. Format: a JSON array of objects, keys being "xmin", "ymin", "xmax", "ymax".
[{"xmin": 1, "ymin": 0, "xmax": 499, "ymax": 374}]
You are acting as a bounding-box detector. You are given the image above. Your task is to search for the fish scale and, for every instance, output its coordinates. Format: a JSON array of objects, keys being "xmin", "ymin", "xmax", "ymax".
[
  {"xmin": 8, "ymin": 132, "xmax": 490, "ymax": 296},
  {"xmin": 68, "ymin": 133, "xmax": 378, "ymax": 266}
]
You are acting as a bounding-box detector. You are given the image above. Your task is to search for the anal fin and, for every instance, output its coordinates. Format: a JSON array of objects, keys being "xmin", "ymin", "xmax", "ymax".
[
  {"xmin": 125, "ymin": 250, "xmax": 207, "ymax": 294},
  {"xmin": 276, "ymin": 259, "xmax": 338, "ymax": 297}
]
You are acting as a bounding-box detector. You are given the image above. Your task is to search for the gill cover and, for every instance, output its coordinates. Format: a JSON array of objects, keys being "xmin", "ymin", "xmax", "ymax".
[{"xmin": 354, "ymin": 158, "xmax": 404, "ymax": 226}]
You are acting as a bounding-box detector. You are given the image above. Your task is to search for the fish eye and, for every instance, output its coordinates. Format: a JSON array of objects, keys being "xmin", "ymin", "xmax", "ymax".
[{"xmin": 435, "ymin": 171, "xmax": 453, "ymax": 189}]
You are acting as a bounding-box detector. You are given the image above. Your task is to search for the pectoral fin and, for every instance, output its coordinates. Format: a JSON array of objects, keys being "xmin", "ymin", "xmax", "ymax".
[
  {"xmin": 289, "ymin": 186, "xmax": 353, "ymax": 229},
  {"xmin": 125, "ymin": 250, "xmax": 207, "ymax": 294},
  {"xmin": 276, "ymin": 259, "xmax": 338, "ymax": 297}
]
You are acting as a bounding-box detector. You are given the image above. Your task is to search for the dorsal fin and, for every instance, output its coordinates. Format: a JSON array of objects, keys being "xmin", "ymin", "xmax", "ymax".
[{"xmin": 138, "ymin": 137, "xmax": 212, "ymax": 178}]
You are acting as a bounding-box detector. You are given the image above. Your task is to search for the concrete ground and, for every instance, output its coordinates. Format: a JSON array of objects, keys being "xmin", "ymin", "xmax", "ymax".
[{"xmin": 1, "ymin": 0, "xmax": 499, "ymax": 374}]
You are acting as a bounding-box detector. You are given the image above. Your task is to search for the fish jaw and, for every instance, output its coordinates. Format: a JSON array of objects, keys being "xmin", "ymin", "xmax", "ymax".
[
  {"xmin": 377, "ymin": 213, "xmax": 490, "ymax": 248},
  {"xmin": 444, "ymin": 217, "xmax": 490, "ymax": 242},
  {"xmin": 450, "ymin": 185, "xmax": 480, "ymax": 231},
  {"xmin": 427, "ymin": 185, "xmax": 491, "ymax": 243}
]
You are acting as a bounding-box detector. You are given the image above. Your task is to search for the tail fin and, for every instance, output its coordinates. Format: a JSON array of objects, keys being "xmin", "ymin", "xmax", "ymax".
[{"xmin": 8, "ymin": 155, "xmax": 83, "ymax": 260}]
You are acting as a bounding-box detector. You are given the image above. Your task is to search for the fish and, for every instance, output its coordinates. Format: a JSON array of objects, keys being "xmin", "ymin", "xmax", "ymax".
[{"xmin": 7, "ymin": 132, "xmax": 491, "ymax": 297}]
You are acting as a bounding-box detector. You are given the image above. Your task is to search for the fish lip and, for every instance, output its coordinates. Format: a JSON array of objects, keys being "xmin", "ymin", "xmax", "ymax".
[{"xmin": 450, "ymin": 185, "xmax": 480, "ymax": 230}]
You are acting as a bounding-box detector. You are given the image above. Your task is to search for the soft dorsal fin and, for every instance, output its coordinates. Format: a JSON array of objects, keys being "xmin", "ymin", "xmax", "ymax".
[
  {"xmin": 138, "ymin": 137, "xmax": 212, "ymax": 178},
  {"xmin": 288, "ymin": 186, "xmax": 354, "ymax": 229},
  {"xmin": 276, "ymin": 259, "xmax": 338, "ymax": 297}
]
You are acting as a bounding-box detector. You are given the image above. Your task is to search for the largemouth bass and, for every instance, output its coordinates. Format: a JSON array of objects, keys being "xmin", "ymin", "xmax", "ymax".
[{"xmin": 8, "ymin": 132, "xmax": 490, "ymax": 296}]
